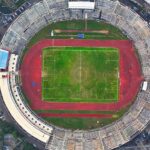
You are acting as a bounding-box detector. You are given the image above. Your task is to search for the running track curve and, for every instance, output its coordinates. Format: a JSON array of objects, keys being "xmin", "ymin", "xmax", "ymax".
[{"xmin": 21, "ymin": 39, "xmax": 143, "ymax": 111}]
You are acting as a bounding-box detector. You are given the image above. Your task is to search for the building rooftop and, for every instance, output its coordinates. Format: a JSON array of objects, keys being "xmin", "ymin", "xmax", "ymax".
[
  {"xmin": 0, "ymin": 49, "xmax": 9, "ymax": 69},
  {"xmin": 145, "ymin": 0, "xmax": 150, "ymax": 4}
]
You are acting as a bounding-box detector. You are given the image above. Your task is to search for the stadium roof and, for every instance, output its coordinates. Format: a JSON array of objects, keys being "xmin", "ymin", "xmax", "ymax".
[{"xmin": 0, "ymin": 49, "xmax": 9, "ymax": 69}]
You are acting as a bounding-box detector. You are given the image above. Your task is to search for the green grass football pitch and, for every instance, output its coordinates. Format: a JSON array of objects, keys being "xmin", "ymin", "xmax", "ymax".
[{"xmin": 42, "ymin": 47, "xmax": 119, "ymax": 103}]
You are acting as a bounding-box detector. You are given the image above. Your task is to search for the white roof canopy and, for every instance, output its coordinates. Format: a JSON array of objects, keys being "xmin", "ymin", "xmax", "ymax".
[
  {"xmin": 145, "ymin": 0, "xmax": 150, "ymax": 4},
  {"xmin": 68, "ymin": 1, "xmax": 95, "ymax": 9},
  {"xmin": 142, "ymin": 81, "xmax": 148, "ymax": 91}
]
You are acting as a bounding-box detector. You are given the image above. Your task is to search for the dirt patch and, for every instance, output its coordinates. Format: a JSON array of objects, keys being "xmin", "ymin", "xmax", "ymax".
[
  {"xmin": 54, "ymin": 29, "xmax": 109, "ymax": 34},
  {"xmin": 42, "ymin": 71, "xmax": 48, "ymax": 77}
]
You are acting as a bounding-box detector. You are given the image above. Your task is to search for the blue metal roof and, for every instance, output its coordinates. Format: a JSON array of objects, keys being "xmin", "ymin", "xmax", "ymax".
[{"xmin": 0, "ymin": 49, "xmax": 9, "ymax": 69}]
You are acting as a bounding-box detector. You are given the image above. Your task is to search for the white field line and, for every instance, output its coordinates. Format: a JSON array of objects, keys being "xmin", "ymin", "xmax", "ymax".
[
  {"xmin": 49, "ymin": 50, "xmax": 118, "ymax": 52},
  {"xmin": 43, "ymin": 97, "xmax": 117, "ymax": 100},
  {"xmin": 52, "ymin": 49, "xmax": 56, "ymax": 95},
  {"xmin": 79, "ymin": 50, "xmax": 82, "ymax": 93},
  {"xmin": 43, "ymin": 48, "xmax": 119, "ymax": 100}
]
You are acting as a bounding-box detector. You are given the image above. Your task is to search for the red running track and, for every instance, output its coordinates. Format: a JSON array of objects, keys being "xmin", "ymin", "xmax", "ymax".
[
  {"xmin": 39, "ymin": 113, "xmax": 113, "ymax": 118},
  {"xmin": 21, "ymin": 39, "xmax": 143, "ymax": 111}
]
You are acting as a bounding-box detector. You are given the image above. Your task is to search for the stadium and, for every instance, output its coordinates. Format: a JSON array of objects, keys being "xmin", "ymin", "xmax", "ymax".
[{"xmin": 0, "ymin": 0, "xmax": 150, "ymax": 149}]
